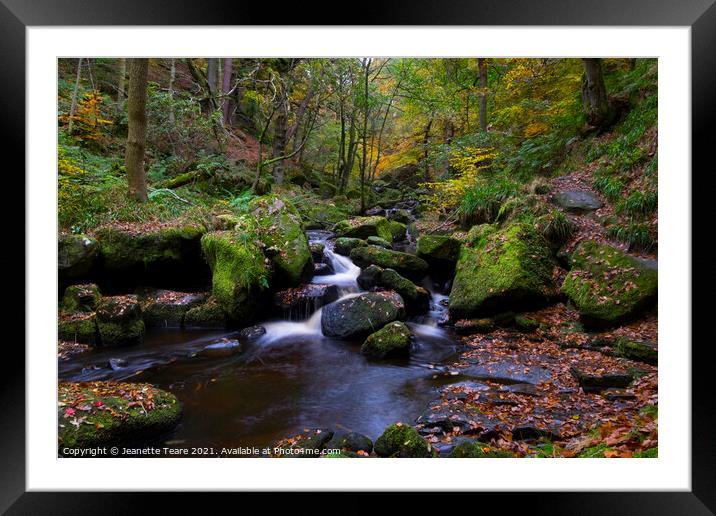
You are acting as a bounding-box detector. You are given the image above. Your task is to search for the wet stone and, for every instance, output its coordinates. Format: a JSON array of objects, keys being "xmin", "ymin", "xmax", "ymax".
[
  {"xmin": 238, "ymin": 325, "xmax": 266, "ymax": 342},
  {"xmin": 460, "ymin": 362, "xmax": 552, "ymax": 385},
  {"xmin": 313, "ymin": 262, "xmax": 333, "ymax": 276},
  {"xmin": 553, "ymin": 189, "xmax": 604, "ymax": 212},
  {"xmin": 602, "ymin": 388, "xmax": 636, "ymax": 401},
  {"xmin": 570, "ymin": 367, "xmax": 633, "ymax": 393}
]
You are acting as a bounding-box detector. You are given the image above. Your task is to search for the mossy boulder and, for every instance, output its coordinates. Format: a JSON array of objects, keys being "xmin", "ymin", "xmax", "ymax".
[
  {"xmin": 58, "ymin": 381, "xmax": 182, "ymax": 450},
  {"xmin": 465, "ymin": 224, "xmax": 497, "ymax": 247},
  {"xmin": 95, "ymin": 223, "xmax": 205, "ymax": 274},
  {"xmin": 350, "ymin": 246, "xmax": 428, "ymax": 281},
  {"xmin": 321, "ymin": 291, "xmax": 405, "ymax": 340},
  {"xmin": 58, "ymin": 312, "xmax": 100, "ymax": 345},
  {"xmin": 334, "ymin": 237, "xmax": 367, "ymax": 256},
  {"xmin": 361, "ymin": 321, "xmax": 412, "ymax": 358},
  {"xmin": 334, "ymin": 216, "xmax": 396, "ymax": 242},
  {"xmin": 61, "ymin": 284, "xmax": 101, "ymax": 312},
  {"xmin": 136, "ymin": 288, "xmax": 207, "ymax": 328},
  {"xmin": 366, "ymin": 236, "xmax": 392, "ymax": 249},
  {"xmin": 379, "ymin": 268, "xmax": 430, "ymax": 314},
  {"xmin": 58, "ymin": 233, "xmax": 98, "ymax": 282},
  {"xmin": 449, "ymin": 223, "xmax": 556, "ymax": 319},
  {"xmin": 329, "ymin": 432, "xmax": 374, "ymax": 454},
  {"xmin": 417, "ymin": 235, "xmax": 462, "ymax": 271},
  {"xmin": 561, "ymin": 241, "xmax": 657, "ymax": 328},
  {"xmin": 183, "ymin": 296, "xmax": 227, "ymax": 329},
  {"xmin": 96, "ymin": 295, "xmax": 145, "ymax": 347},
  {"xmin": 374, "ymin": 423, "xmax": 433, "ymax": 458},
  {"xmin": 201, "ymin": 228, "xmax": 270, "ymax": 323},
  {"xmin": 449, "ymin": 440, "xmax": 514, "ymax": 458},
  {"xmin": 613, "ymin": 337, "xmax": 658, "ymax": 365},
  {"xmin": 386, "ymin": 220, "xmax": 407, "ymax": 241},
  {"xmin": 250, "ymin": 195, "xmax": 313, "ymax": 286}
]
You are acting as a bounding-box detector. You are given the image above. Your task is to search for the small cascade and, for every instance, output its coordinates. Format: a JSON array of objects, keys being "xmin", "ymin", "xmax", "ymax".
[
  {"xmin": 310, "ymin": 238, "xmax": 361, "ymax": 292},
  {"xmin": 259, "ymin": 308, "xmax": 324, "ymax": 344}
]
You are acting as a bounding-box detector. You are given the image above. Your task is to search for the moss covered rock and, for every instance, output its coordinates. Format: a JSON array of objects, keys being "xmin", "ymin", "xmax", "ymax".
[
  {"xmin": 613, "ymin": 337, "xmax": 658, "ymax": 365},
  {"xmin": 454, "ymin": 318, "xmax": 495, "ymax": 335},
  {"xmin": 465, "ymin": 223, "xmax": 497, "ymax": 247},
  {"xmin": 321, "ymin": 291, "xmax": 405, "ymax": 340},
  {"xmin": 201, "ymin": 228, "xmax": 270, "ymax": 323},
  {"xmin": 379, "ymin": 268, "xmax": 430, "ymax": 314},
  {"xmin": 136, "ymin": 288, "xmax": 207, "ymax": 328},
  {"xmin": 374, "ymin": 423, "xmax": 433, "ymax": 458},
  {"xmin": 249, "ymin": 195, "xmax": 313, "ymax": 286},
  {"xmin": 58, "ymin": 381, "xmax": 182, "ymax": 450},
  {"xmin": 61, "ymin": 284, "xmax": 101, "ymax": 312},
  {"xmin": 417, "ymin": 235, "xmax": 462, "ymax": 265},
  {"xmin": 350, "ymin": 246, "xmax": 428, "ymax": 281},
  {"xmin": 386, "ymin": 220, "xmax": 407, "ymax": 241},
  {"xmin": 95, "ymin": 223, "xmax": 205, "ymax": 273},
  {"xmin": 449, "ymin": 223, "xmax": 555, "ymax": 319},
  {"xmin": 561, "ymin": 241, "xmax": 657, "ymax": 328},
  {"xmin": 183, "ymin": 296, "xmax": 227, "ymax": 329},
  {"xmin": 515, "ymin": 314, "xmax": 540, "ymax": 332},
  {"xmin": 58, "ymin": 312, "xmax": 100, "ymax": 345},
  {"xmin": 334, "ymin": 216, "xmax": 396, "ymax": 241},
  {"xmin": 334, "ymin": 237, "xmax": 367, "ymax": 256},
  {"xmin": 361, "ymin": 321, "xmax": 412, "ymax": 358},
  {"xmin": 366, "ymin": 236, "xmax": 392, "ymax": 249},
  {"xmin": 96, "ymin": 295, "xmax": 145, "ymax": 347},
  {"xmin": 58, "ymin": 233, "xmax": 99, "ymax": 282},
  {"xmin": 449, "ymin": 440, "xmax": 514, "ymax": 458}
]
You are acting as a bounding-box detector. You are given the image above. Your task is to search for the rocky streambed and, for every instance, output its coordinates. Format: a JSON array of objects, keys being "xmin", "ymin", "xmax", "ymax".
[{"xmin": 57, "ymin": 195, "xmax": 658, "ymax": 458}]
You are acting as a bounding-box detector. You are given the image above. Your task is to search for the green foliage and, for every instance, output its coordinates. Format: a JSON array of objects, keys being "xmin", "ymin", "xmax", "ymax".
[
  {"xmin": 457, "ymin": 174, "xmax": 519, "ymax": 227},
  {"xmin": 616, "ymin": 190, "xmax": 657, "ymax": 217},
  {"xmin": 146, "ymin": 83, "xmax": 222, "ymax": 159},
  {"xmin": 606, "ymin": 222, "xmax": 656, "ymax": 252},
  {"xmin": 593, "ymin": 172, "xmax": 625, "ymax": 201}
]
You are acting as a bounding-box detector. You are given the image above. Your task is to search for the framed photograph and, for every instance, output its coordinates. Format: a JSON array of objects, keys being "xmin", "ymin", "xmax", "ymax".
[{"xmin": 6, "ymin": 0, "xmax": 712, "ymax": 511}]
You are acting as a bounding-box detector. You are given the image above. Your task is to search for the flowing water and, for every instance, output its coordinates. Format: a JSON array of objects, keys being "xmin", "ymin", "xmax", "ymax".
[{"xmin": 59, "ymin": 230, "xmax": 460, "ymax": 453}]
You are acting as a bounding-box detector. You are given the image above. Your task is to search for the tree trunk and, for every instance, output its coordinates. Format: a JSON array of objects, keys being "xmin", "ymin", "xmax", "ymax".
[
  {"xmin": 68, "ymin": 59, "xmax": 83, "ymax": 135},
  {"xmin": 272, "ymin": 96, "xmax": 288, "ymax": 185},
  {"xmin": 207, "ymin": 58, "xmax": 218, "ymax": 97},
  {"xmin": 168, "ymin": 58, "xmax": 176, "ymax": 125},
  {"xmin": 360, "ymin": 59, "xmax": 371, "ymax": 214},
  {"xmin": 222, "ymin": 58, "xmax": 233, "ymax": 125},
  {"xmin": 478, "ymin": 58, "xmax": 488, "ymax": 132},
  {"xmin": 582, "ymin": 58, "xmax": 613, "ymax": 128},
  {"xmin": 125, "ymin": 58, "xmax": 149, "ymax": 202},
  {"xmin": 116, "ymin": 58, "xmax": 126, "ymax": 101}
]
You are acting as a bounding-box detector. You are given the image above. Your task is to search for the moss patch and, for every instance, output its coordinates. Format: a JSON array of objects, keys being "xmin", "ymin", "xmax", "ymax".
[
  {"xmin": 449, "ymin": 223, "xmax": 556, "ymax": 319},
  {"xmin": 58, "ymin": 311, "xmax": 100, "ymax": 345},
  {"xmin": 416, "ymin": 235, "xmax": 462, "ymax": 263},
  {"xmin": 374, "ymin": 423, "xmax": 433, "ymax": 458},
  {"xmin": 61, "ymin": 284, "xmax": 101, "ymax": 312},
  {"xmin": 58, "ymin": 381, "xmax": 182, "ymax": 450},
  {"xmin": 201, "ymin": 227, "xmax": 270, "ymax": 323},
  {"xmin": 95, "ymin": 223, "xmax": 205, "ymax": 272},
  {"xmin": 561, "ymin": 241, "xmax": 657, "ymax": 328},
  {"xmin": 249, "ymin": 195, "xmax": 313, "ymax": 286},
  {"xmin": 449, "ymin": 441, "xmax": 515, "ymax": 458},
  {"xmin": 350, "ymin": 246, "xmax": 428, "ymax": 280},
  {"xmin": 96, "ymin": 295, "xmax": 145, "ymax": 347},
  {"xmin": 361, "ymin": 321, "xmax": 412, "ymax": 358}
]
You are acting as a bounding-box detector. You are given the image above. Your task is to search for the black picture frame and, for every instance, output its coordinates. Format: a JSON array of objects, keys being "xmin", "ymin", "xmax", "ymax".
[{"xmin": 4, "ymin": 0, "xmax": 711, "ymax": 512}]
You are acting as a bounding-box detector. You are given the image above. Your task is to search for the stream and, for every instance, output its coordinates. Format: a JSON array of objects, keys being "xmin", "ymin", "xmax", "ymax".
[{"xmin": 58, "ymin": 230, "xmax": 461, "ymax": 453}]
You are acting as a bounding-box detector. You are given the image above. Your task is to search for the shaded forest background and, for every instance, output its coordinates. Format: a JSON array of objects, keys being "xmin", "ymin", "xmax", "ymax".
[{"xmin": 58, "ymin": 57, "xmax": 657, "ymax": 252}]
